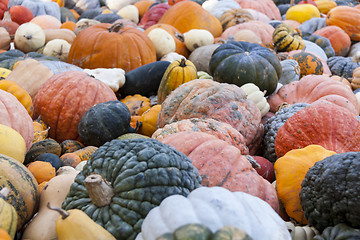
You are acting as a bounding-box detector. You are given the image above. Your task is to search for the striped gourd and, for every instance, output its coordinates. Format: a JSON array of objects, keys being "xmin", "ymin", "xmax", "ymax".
[
  {"xmin": 0, "ymin": 154, "xmax": 39, "ymax": 230},
  {"xmin": 0, "ymin": 187, "xmax": 17, "ymax": 239}
]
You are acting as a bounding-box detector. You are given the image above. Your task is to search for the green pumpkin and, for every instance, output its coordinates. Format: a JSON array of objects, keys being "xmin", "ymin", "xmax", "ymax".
[
  {"xmin": 62, "ymin": 138, "xmax": 202, "ymax": 240},
  {"xmin": 314, "ymin": 223, "xmax": 360, "ymax": 240},
  {"xmin": 78, "ymin": 100, "xmax": 134, "ymax": 147},
  {"xmin": 157, "ymin": 224, "xmax": 252, "ymax": 240},
  {"xmin": 209, "ymin": 41, "xmax": 281, "ymax": 96}
]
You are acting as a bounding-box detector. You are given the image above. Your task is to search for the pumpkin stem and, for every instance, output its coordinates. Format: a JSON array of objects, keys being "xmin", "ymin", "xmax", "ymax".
[
  {"xmin": 0, "ymin": 187, "xmax": 10, "ymax": 199},
  {"xmin": 179, "ymin": 58, "xmax": 187, "ymax": 67},
  {"xmin": 84, "ymin": 174, "xmax": 114, "ymax": 207},
  {"xmin": 175, "ymin": 32, "xmax": 184, "ymax": 42},
  {"xmin": 24, "ymin": 34, "xmax": 32, "ymax": 40},
  {"xmin": 108, "ymin": 23, "xmax": 124, "ymax": 33},
  {"xmin": 47, "ymin": 203, "xmax": 70, "ymax": 219}
]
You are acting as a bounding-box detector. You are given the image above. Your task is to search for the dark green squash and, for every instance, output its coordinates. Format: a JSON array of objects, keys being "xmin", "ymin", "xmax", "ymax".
[
  {"xmin": 300, "ymin": 152, "xmax": 360, "ymax": 232},
  {"xmin": 60, "ymin": 7, "xmax": 77, "ymax": 23},
  {"xmin": 209, "ymin": 41, "xmax": 281, "ymax": 96},
  {"xmin": 314, "ymin": 223, "xmax": 360, "ymax": 240},
  {"xmin": 93, "ymin": 13, "xmax": 122, "ymax": 23},
  {"xmin": 25, "ymin": 138, "xmax": 62, "ymax": 165},
  {"xmin": 327, "ymin": 56, "xmax": 360, "ymax": 79},
  {"xmin": 118, "ymin": 61, "xmax": 171, "ymax": 98},
  {"xmin": 62, "ymin": 138, "xmax": 202, "ymax": 240},
  {"xmin": 298, "ymin": 18, "xmax": 327, "ymax": 36},
  {"xmin": 157, "ymin": 224, "xmax": 253, "ymax": 240},
  {"xmin": 78, "ymin": 100, "xmax": 134, "ymax": 147},
  {"xmin": 303, "ymin": 34, "xmax": 335, "ymax": 59}
]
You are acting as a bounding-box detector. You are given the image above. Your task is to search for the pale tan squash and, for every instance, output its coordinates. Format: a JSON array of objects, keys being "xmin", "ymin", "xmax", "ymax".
[{"xmin": 43, "ymin": 28, "xmax": 76, "ymax": 44}]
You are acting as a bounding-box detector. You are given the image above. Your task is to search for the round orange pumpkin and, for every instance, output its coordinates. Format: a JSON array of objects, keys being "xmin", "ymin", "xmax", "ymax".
[
  {"xmin": 313, "ymin": 25, "xmax": 351, "ymax": 56},
  {"xmin": 67, "ymin": 23, "xmax": 156, "ymax": 72},
  {"xmin": 33, "ymin": 71, "xmax": 117, "ymax": 143}
]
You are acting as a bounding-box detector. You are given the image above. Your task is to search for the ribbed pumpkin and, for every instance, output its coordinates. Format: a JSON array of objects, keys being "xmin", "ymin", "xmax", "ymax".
[
  {"xmin": 62, "ymin": 138, "xmax": 201, "ymax": 240},
  {"xmin": 67, "ymin": 23, "xmax": 156, "ymax": 72},
  {"xmin": 275, "ymin": 102, "xmax": 360, "ymax": 158},
  {"xmin": 160, "ymin": 131, "xmax": 279, "ymax": 213},
  {"xmin": 144, "ymin": 23, "xmax": 190, "ymax": 58},
  {"xmin": 0, "ymin": 154, "xmax": 39, "ymax": 230},
  {"xmin": 0, "ymin": 80, "xmax": 33, "ymax": 117},
  {"xmin": 235, "ymin": 0, "xmax": 281, "ymax": 20},
  {"xmin": 313, "ymin": 25, "xmax": 351, "ymax": 56},
  {"xmin": 218, "ymin": 8, "xmax": 254, "ymax": 31},
  {"xmin": 0, "ymin": 187, "xmax": 17, "ymax": 239},
  {"xmin": 209, "ymin": 41, "xmax": 281, "ymax": 96},
  {"xmin": 153, "ymin": 118, "xmax": 249, "ymax": 155},
  {"xmin": 158, "ymin": 1, "xmax": 223, "ymax": 38},
  {"xmin": 274, "ymin": 145, "xmax": 336, "ymax": 225},
  {"xmin": 156, "ymin": 79, "xmax": 264, "ymax": 155},
  {"xmin": 326, "ymin": 6, "xmax": 360, "ymax": 41},
  {"xmin": 33, "ymin": 71, "xmax": 117, "ymax": 143},
  {"xmin": 273, "ymin": 23, "xmax": 305, "ymax": 52},
  {"xmin": 267, "ymin": 74, "xmax": 360, "ymax": 115},
  {"xmin": 0, "ymin": 89, "xmax": 33, "ymax": 151},
  {"xmin": 157, "ymin": 58, "xmax": 197, "ymax": 104}
]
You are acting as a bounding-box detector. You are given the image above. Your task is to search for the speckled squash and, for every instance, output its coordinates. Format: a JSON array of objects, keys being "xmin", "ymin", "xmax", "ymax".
[
  {"xmin": 267, "ymin": 74, "xmax": 360, "ymax": 115},
  {"xmin": 157, "ymin": 79, "xmax": 264, "ymax": 155},
  {"xmin": 153, "ymin": 118, "xmax": 249, "ymax": 155},
  {"xmin": 160, "ymin": 131, "xmax": 279, "ymax": 213},
  {"xmin": 0, "ymin": 154, "xmax": 39, "ymax": 230},
  {"xmin": 275, "ymin": 102, "xmax": 360, "ymax": 158},
  {"xmin": 288, "ymin": 51, "xmax": 324, "ymax": 78},
  {"xmin": 120, "ymin": 94, "xmax": 151, "ymax": 116},
  {"xmin": 33, "ymin": 71, "xmax": 117, "ymax": 143}
]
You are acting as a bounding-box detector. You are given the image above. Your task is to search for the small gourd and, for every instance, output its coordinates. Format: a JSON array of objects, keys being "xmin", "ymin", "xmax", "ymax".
[
  {"xmin": 47, "ymin": 203, "xmax": 116, "ymax": 240},
  {"xmin": 83, "ymin": 68, "xmax": 126, "ymax": 92},
  {"xmin": 240, "ymin": 83, "xmax": 270, "ymax": 117},
  {"xmin": 14, "ymin": 22, "xmax": 46, "ymax": 53},
  {"xmin": 273, "ymin": 23, "xmax": 305, "ymax": 52},
  {"xmin": 184, "ymin": 29, "xmax": 215, "ymax": 52},
  {"xmin": 42, "ymin": 39, "xmax": 71, "ymax": 62},
  {"xmin": 117, "ymin": 5, "xmax": 139, "ymax": 24},
  {"xmin": 147, "ymin": 28, "xmax": 176, "ymax": 60}
]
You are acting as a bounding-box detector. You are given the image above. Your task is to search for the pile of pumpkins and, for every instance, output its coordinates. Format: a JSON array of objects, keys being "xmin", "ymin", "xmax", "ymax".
[{"xmin": 1, "ymin": 0, "xmax": 360, "ymax": 239}]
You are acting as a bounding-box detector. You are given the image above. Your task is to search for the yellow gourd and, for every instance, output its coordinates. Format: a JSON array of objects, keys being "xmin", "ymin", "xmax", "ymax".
[
  {"xmin": 47, "ymin": 204, "xmax": 116, "ymax": 240},
  {"xmin": 286, "ymin": 4, "xmax": 320, "ymax": 23},
  {"xmin": 0, "ymin": 187, "xmax": 17, "ymax": 240},
  {"xmin": 0, "ymin": 124, "xmax": 26, "ymax": 163}
]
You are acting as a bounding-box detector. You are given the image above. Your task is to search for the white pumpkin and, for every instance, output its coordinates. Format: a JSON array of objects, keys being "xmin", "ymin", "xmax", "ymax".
[
  {"xmin": 106, "ymin": 0, "xmax": 136, "ymax": 11},
  {"xmin": 42, "ymin": 39, "xmax": 71, "ymax": 62},
  {"xmin": 147, "ymin": 28, "xmax": 176, "ymax": 60},
  {"xmin": 240, "ymin": 83, "xmax": 270, "ymax": 117},
  {"xmin": 136, "ymin": 187, "xmax": 291, "ymax": 240},
  {"xmin": 14, "ymin": 22, "xmax": 46, "ymax": 53},
  {"xmin": 83, "ymin": 68, "xmax": 125, "ymax": 92},
  {"xmin": 184, "ymin": 29, "xmax": 214, "ymax": 52},
  {"xmin": 117, "ymin": 5, "xmax": 139, "ymax": 24}
]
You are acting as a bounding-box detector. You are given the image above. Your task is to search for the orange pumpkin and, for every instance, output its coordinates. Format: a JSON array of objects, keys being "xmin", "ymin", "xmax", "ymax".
[
  {"xmin": 313, "ymin": 25, "xmax": 351, "ymax": 56},
  {"xmin": 27, "ymin": 161, "xmax": 56, "ymax": 184},
  {"xmin": 67, "ymin": 23, "xmax": 156, "ymax": 72},
  {"xmin": 134, "ymin": 0, "xmax": 157, "ymax": 19},
  {"xmin": 60, "ymin": 21, "xmax": 76, "ymax": 31},
  {"xmin": 288, "ymin": 51, "xmax": 324, "ymax": 78},
  {"xmin": 120, "ymin": 94, "xmax": 151, "ymax": 116},
  {"xmin": 158, "ymin": 1, "xmax": 223, "ymax": 38},
  {"xmin": 138, "ymin": 104, "xmax": 161, "ymax": 137},
  {"xmin": 326, "ymin": 6, "xmax": 360, "ymax": 41}
]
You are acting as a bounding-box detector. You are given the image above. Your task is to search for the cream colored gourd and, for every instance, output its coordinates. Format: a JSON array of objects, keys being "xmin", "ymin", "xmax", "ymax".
[
  {"xmin": 286, "ymin": 222, "xmax": 319, "ymax": 240},
  {"xmin": 47, "ymin": 205, "xmax": 117, "ymax": 240},
  {"xmin": 44, "ymin": 28, "xmax": 77, "ymax": 44},
  {"xmin": 184, "ymin": 29, "xmax": 215, "ymax": 52},
  {"xmin": 21, "ymin": 167, "xmax": 80, "ymax": 240},
  {"xmin": 43, "ymin": 39, "xmax": 71, "ymax": 62},
  {"xmin": 147, "ymin": 28, "xmax": 176, "ymax": 59},
  {"xmin": 240, "ymin": 83, "xmax": 270, "ymax": 117},
  {"xmin": 136, "ymin": 187, "xmax": 291, "ymax": 240},
  {"xmin": 160, "ymin": 52, "xmax": 186, "ymax": 62},
  {"xmin": 0, "ymin": 124, "xmax": 26, "ymax": 163},
  {"xmin": 117, "ymin": 5, "xmax": 139, "ymax": 24},
  {"xmin": 83, "ymin": 68, "xmax": 126, "ymax": 92},
  {"xmin": 74, "ymin": 19, "xmax": 101, "ymax": 35},
  {"xmin": 14, "ymin": 22, "xmax": 46, "ymax": 53}
]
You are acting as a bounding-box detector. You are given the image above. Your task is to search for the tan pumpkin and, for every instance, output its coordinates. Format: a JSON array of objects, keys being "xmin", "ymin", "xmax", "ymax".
[
  {"xmin": 43, "ymin": 28, "xmax": 76, "ymax": 44},
  {"xmin": 235, "ymin": 0, "xmax": 281, "ymax": 20},
  {"xmin": 30, "ymin": 14, "xmax": 62, "ymax": 29}
]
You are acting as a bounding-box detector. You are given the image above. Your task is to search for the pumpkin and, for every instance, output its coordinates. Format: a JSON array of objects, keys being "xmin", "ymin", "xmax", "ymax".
[
  {"xmin": 273, "ymin": 23, "xmax": 305, "ymax": 52},
  {"xmin": 0, "ymin": 27, "xmax": 10, "ymax": 51},
  {"xmin": 120, "ymin": 94, "xmax": 151, "ymax": 116},
  {"xmin": 138, "ymin": 3, "xmax": 170, "ymax": 30},
  {"xmin": 78, "ymin": 100, "xmax": 134, "ymax": 147},
  {"xmin": 160, "ymin": 131, "xmax": 279, "ymax": 212},
  {"xmin": 42, "ymin": 39, "xmax": 71, "ymax": 62},
  {"xmin": 230, "ymin": 29, "xmax": 262, "ymax": 44},
  {"xmin": 60, "ymin": 146, "xmax": 98, "ymax": 168},
  {"xmin": 33, "ymin": 71, "xmax": 117, "ymax": 143},
  {"xmin": 137, "ymin": 187, "xmax": 291, "ymax": 240},
  {"xmin": 158, "ymin": 1, "xmax": 223, "ymax": 38},
  {"xmin": 235, "ymin": 0, "xmax": 281, "ymax": 20},
  {"xmin": 288, "ymin": 51, "xmax": 324, "ymax": 78},
  {"xmin": 156, "ymin": 79, "xmax": 263, "ymax": 155},
  {"xmin": 262, "ymin": 103, "xmax": 309, "ymax": 162},
  {"xmin": 275, "ymin": 102, "xmax": 360, "ymax": 158},
  {"xmin": 134, "ymin": 0, "xmax": 156, "ymax": 19},
  {"xmin": 138, "ymin": 104, "xmax": 161, "ymax": 137},
  {"xmin": 351, "ymin": 67, "xmax": 360, "ymax": 90},
  {"xmin": 8, "ymin": 0, "xmax": 61, "ymax": 20},
  {"xmin": 67, "ymin": 23, "xmax": 156, "ymax": 72},
  {"xmin": 327, "ymin": 55, "xmax": 360, "ymax": 79},
  {"xmin": 144, "ymin": 23, "xmax": 190, "ymax": 58},
  {"xmin": 83, "ymin": 67, "xmax": 125, "ymax": 93},
  {"xmin": 60, "ymin": 140, "xmax": 85, "ymax": 155},
  {"xmin": 286, "ymin": 3, "xmax": 320, "ymax": 23},
  {"xmin": 240, "ymin": 83, "xmax": 270, "ymax": 117},
  {"xmin": 267, "ymin": 74, "xmax": 360, "ymax": 115},
  {"xmin": 0, "ymin": 0, "xmax": 8, "ymax": 19},
  {"xmin": 14, "ymin": 22, "xmax": 46, "ymax": 53},
  {"xmin": 0, "ymin": 89, "xmax": 33, "ymax": 151},
  {"xmin": 325, "ymin": 5, "xmax": 360, "ymax": 41},
  {"xmin": 0, "ymin": 154, "xmax": 39, "ymax": 230},
  {"xmin": 303, "ymin": 34, "xmax": 335, "ymax": 59},
  {"xmin": 274, "ymin": 145, "xmax": 336, "ymax": 225},
  {"xmin": 300, "ymin": 152, "xmax": 360, "ymax": 231},
  {"xmin": 218, "ymin": 8, "xmax": 254, "ymax": 31},
  {"xmin": 209, "ymin": 41, "xmax": 281, "ymax": 96},
  {"xmin": 314, "ymin": 223, "xmax": 360, "ymax": 240},
  {"xmin": 146, "ymin": 28, "xmax": 176, "ymax": 59},
  {"xmin": 0, "ymin": 79, "xmax": 33, "ymax": 117},
  {"xmin": 188, "ymin": 43, "xmax": 221, "ymax": 74},
  {"xmin": 315, "ymin": 0, "xmax": 337, "ymax": 14},
  {"xmin": 27, "ymin": 161, "xmax": 56, "ymax": 184},
  {"xmin": 152, "ymin": 118, "xmax": 249, "ymax": 155},
  {"xmin": 30, "ymin": 14, "xmax": 62, "ymax": 29},
  {"xmin": 0, "ymin": 187, "xmax": 17, "ymax": 239},
  {"xmin": 157, "ymin": 58, "xmax": 197, "ymax": 104},
  {"xmin": 278, "ymin": 59, "xmax": 301, "ymax": 85},
  {"xmin": 62, "ymin": 138, "xmax": 202, "ymax": 239},
  {"xmin": 221, "ymin": 20, "xmax": 275, "ymax": 46},
  {"xmin": 183, "ymin": 29, "xmax": 214, "ymax": 52},
  {"xmin": 202, "ymin": 0, "xmax": 241, "ymax": 19},
  {"xmin": 0, "ymin": 123, "xmax": 26, "ymax": 163},
  {"xmin": 0, "ymin": 14, "xmax": 20, "ymax": 36},
  {"xmin": 25, "ymin": 138, "xmax": 62, "ymax": 165},
  {"xmin": 313, "ymin": 26, "xmax": 351, "ymax": 57}
]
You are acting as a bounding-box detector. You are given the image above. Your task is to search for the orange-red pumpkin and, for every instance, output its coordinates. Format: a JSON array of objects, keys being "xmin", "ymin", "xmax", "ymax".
[
  {"xmin": 326, "ymin": 6, "xmax": 360, "ymax": 41},
  {"xmin": 313, "ymin": 25, "xmax": 351, "ymax": 56}
]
